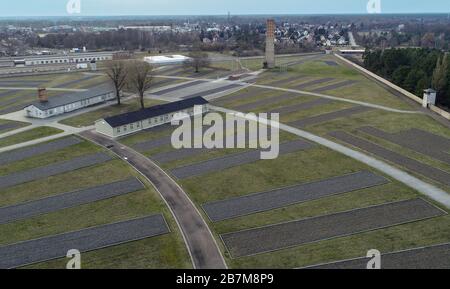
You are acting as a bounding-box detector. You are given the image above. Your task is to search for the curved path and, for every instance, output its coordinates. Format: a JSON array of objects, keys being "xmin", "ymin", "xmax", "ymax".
[
  {"xmin": 212, "ymin": 105, "xmax": 450, "ymax": 209},
  {"xmin": 79, "ymin": 130, "xmax": 227, "ymax": 269},
  {"xmin": 151, "ymin": 74, "xmax": 421, "ymax": 115}
]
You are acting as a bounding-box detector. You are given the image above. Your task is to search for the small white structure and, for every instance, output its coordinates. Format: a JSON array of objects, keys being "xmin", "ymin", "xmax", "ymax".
[
  {"xmin": 144, "ymin": 55, "xmax": 192, "ymax": 66},
  {"xmin": 24, "ymin": 85, "xmax": 115, "ymax": 119},
  {"xmin": 95, "ymin": 97, "xmax": 209, "ymax": 138},
  {"xmin": 339, "ymin": 49, "xmax": 366, "ymax": 55},
  {"xmin": 76, "ymin": 63, "xmax": 88, "ymax": 69},
  {"xmin": 423, "ymin": 89, "xmax": 437, "ymax": 108}
]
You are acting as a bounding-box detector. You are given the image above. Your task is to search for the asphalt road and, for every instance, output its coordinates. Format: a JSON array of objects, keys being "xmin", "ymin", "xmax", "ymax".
[{"xmin": 79, "ymin": 130, "xmax": 227, "ymax": 269}]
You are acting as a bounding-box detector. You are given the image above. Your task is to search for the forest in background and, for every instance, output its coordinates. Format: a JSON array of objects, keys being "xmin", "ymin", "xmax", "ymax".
[{"xmin": 364, "ymin": 48, "xmax": 450, "ymax": 107}]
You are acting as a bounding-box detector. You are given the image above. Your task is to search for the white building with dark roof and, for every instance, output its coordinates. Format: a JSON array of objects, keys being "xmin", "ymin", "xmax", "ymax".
[
  {"xmin": 95, "ymin": 97, "xmax": 209, "ymax": 138},
  {"xmin": 24, "ymin": 84, "xmax": 115, "ymax": 119}
]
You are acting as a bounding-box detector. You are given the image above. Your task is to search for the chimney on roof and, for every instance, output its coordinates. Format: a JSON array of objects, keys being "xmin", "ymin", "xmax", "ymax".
[{"xmin": 38, "ymin": 88, "xmax": 48, "ymax": 103}]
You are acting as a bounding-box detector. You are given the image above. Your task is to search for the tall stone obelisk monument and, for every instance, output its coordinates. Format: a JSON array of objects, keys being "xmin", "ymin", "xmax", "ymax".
[{"xmin": 265, "ymin": 19, "xmax": 276, "ymax": 68}]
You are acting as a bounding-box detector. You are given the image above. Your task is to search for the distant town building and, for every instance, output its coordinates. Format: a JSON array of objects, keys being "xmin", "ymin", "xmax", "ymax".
[
  {"xmin": 24, "ymin": 85, "xmax": 115, "ymax": 119},
  {"xmin": 144, "ymin": 55, "xmax": 192, "ymax": 66},
  {"xmin": 95, "ymin": 97, "xmax": 209, "ymax": 138},
  {"xmin": 120, "ymin": 26, "xmax": 172, "ymax": 32},
  {"xmin": 339, "ymin": 49, "xmax": 366, "ymax": 55},
  {"xmin": 4, "ymin": 52, "xmax": 114, "ymax": 68}
]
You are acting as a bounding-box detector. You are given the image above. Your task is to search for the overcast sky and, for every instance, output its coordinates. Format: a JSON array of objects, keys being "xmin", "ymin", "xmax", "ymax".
[{"xmin": 1, "ymin": 0, "xmax": 450, "ymax": 17}]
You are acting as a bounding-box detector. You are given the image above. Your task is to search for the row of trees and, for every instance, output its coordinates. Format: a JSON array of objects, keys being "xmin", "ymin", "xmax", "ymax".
[
  {"xmin": 28, "ymin": 29, "xmax": 199, "ymax": 52},
  {"xmin": 363, "ymin": 48, "xmax": 450, "ymax": 107},
  {"xmin": 105, "ymin": 60, "xmax": 153, "ymax": 109},
  {"xmin": 105, "ymin": 52, "xmax": 209, "ymax": 109}
]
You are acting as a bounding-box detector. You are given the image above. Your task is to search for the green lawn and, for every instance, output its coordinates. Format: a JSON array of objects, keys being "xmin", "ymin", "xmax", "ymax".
[
  {"xmin": 173, "ymin": 141, "xmax": 450, "ymax": 268},
  {"xmin": 0, "ymin": 126, "xmax": 63, "ymax": 148},
  {"xmin": 0, "ymin": 119, "xmax": 30, "ymax": 134},
  {"xmin": 0, "ymin": 137, "xmax": 191, "ymax": 269},
  {"xmin": 116, "ymin": 68, "xmax": 450, "ymax": 268}
]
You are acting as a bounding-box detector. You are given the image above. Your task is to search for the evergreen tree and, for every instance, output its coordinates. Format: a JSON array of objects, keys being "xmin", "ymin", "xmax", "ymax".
[{"xmin": 432, "ymin": 54, "xmax": 447, "ymax": 93}]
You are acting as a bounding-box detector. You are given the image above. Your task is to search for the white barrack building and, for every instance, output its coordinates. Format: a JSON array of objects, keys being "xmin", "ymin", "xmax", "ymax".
[
  {"xmin": 144, "ymin": 55, "xmax": 192, "ymax": 66},
  {"xmin": 24, "ymin": 85, "xmax": 115, "ymax": 119}
]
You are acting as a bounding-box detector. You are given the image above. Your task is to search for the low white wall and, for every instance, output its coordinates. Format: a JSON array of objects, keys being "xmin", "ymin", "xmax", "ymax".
[
  {"xmin": 430, "ymin": 105, "xmax": 450, "ymax": 120},
  {"xmin": 335, "ymin": 53, "xmax": 450, "ymax": 121},
  {"xmin": 334, "ymin": 53, "xmax": 423, "ymax": 104}
]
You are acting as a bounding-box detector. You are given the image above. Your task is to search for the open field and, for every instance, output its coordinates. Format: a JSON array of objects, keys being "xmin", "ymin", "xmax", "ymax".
[
  {"xmin": 1, "ymin": 50, "xmax": 449, "ymax": 269},
  {"xmin": 0, "ymin": 136, "xmax": 191, "ymax": 269},
  {"xmin": 118, "ymin": 112, "xmax": 450, "ymax": 268},
  {"xmin": 0, "ymin": 72, "xmax": 109, "ymax": 115},
  {"xmin": 0, "ymin": 127, "xmax": 63, "ymax": 149},
  {"xmin": 113, "ymin": 52, "xmax": 450, "ymax": 268}
]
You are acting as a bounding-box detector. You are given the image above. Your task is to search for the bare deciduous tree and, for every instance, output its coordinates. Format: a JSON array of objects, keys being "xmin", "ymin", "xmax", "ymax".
[
  {"xmin": 128, "ymin": 60, "xmax": 153, "ymax": 109},
  {"xmin": 105, "ymin": 60, "xmax": 129, "ymax": 105},
  {"xmin": 184, "ymin": 51, "xmax": 211, "ymax": 73}
]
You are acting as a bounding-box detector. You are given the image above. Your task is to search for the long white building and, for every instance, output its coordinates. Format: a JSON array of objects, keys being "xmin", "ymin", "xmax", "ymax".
[
  {"xmin": 0, "ymin": 52, "xmax": 115, "ymax": 68},
  {"xmin": 95, "ymin": 97, "xmax": 209, "ymax": 138},
  {"xmin": 24, "ymin": 85, "xmax": 115, "ymax": 119}
]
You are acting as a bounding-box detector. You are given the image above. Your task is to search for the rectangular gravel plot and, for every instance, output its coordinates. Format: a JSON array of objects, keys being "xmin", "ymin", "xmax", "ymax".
[
  {"xmin": 0, "ymin": 122, "xmax": 21, "ymax": 133},
  {"xmin": 0, "ymin": 214, "xmax": 169, "ymax": 269},
  {"xmin": 266, "ymin": 75, "xmax": 307, "ymax": 87},
  {"xmin": 323, "ymin": 61, "xmax": 338, "ymax": 66},
  {"xmin": 313, "ymin": 80, "xmax": 357, "ymax": 93},
  {"xmin": 212, "ymin": 87, "xmax": 267, "ymax": 105},
  {"xmin": 152, "ymin": 148, "xmax": 210, "ymax": 164},
  {"xmin": 234, "ymin": 93, "xmax": 294, "ymax": 112},
  {"xmin": 290, "ymin": 106, "xmax": 372, "ymax": 128},
  {"xmin": 152, "ymin": 80, "xmax": 206, "ymax": 96},
  {"xmin": 54, "ymin": 75, "xmax": 95, "ymax": 88},
  {"xmin": 0, "ymin": 90, "xmax": 13, "ymax": 99},
  {"xmin": 203, "ymin": 171, "xmax": 389, "ymax": 222},
  {"xmin": 170, "ymin": 139, "xmax": 314, "ymax": 179},
  {"xmin": 0, "ymin": 104, "xmax": 25, "ymax": 115},
  {"xmin": 269, "ymin": 98, "xmax": 331, "ymax": 115},
  {"xmin": 151, "ymin": 128, "xmax": 263, "ymax": 164},
  {"xmin": 305, "ymin": 243, "xmax": 450, "ymax": 269},
  {"xmin": 329, "ymin": 131, "xmax": 450, "ymax": 186},
  {"xmin": 359, "ymin": 126, "xmax": 450, "ymax": 165},
  {"xmin": 0, "ymin": 152, "xmax": 112, "ymax": 190},
  {"xmin": 181, "ymin": 83, "xmax": 242, "ymax": 99},
  {"xmin": 0, "ymin": 178, "xmax": 144, "ymax": 225},
  {"xmin": 221, "ymin": 199, "xmax": 445, "ymax": 258},
  {"xmin": 0, "ymin": 136, "xmax": 82, "ymax": 166},
  {"xmin": 132, "ymin": 136, "xmax": 172, "ymax": 152},
  {"xmin": 293, "ymin": 78, "xmax": 335, "ymax": 90}
]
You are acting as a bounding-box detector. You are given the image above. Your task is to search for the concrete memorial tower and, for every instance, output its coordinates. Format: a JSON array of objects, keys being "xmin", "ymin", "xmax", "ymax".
[{"xmin": 265, "ymin": 19, "xmax": 276, "ymax": 69}]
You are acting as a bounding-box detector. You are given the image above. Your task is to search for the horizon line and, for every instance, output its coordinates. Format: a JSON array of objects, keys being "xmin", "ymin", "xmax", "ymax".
[{"xmin": 1, "ymin": 12, "xmax": 450, "ymax": 19}]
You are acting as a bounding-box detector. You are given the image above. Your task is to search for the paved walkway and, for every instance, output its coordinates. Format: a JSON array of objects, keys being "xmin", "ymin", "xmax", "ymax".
[
  {"xmin": 0, "ymin": 131, "xmax": 74, "ymax": 154},
  {"xmin": 147, "ymin": 74, "xmax": 421, "ymax": 115},
  {"xmin": 79, "ymin": 130, "xmax": 228, "ymax": 269},
  {"xmin": 212, "ymin": 105, "xmax": 450, "ymax": 209},
  {"xmin": 253, "ymin": 84, "xmax": 421, "ymax": 114}
]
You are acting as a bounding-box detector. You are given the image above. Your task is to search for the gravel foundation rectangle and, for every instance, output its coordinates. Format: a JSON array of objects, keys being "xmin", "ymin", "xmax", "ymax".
[
  {"xmin": 0, "ymin": 214, "xmax": 169, "ymax": 268},
  {"xmin": 0, "ymin": 178, "xmax": 144, "ymax": 225},
  {"xmin": 203, "ymin": 171, "xmax": 389, "ymax": 222},
  {"xmin": 221, "ymin": 199, "xmax": 445, "ymax": 258},
  {"xmin": 0, "ymin": 153, "xmax": 112, "ymax": 190}
]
